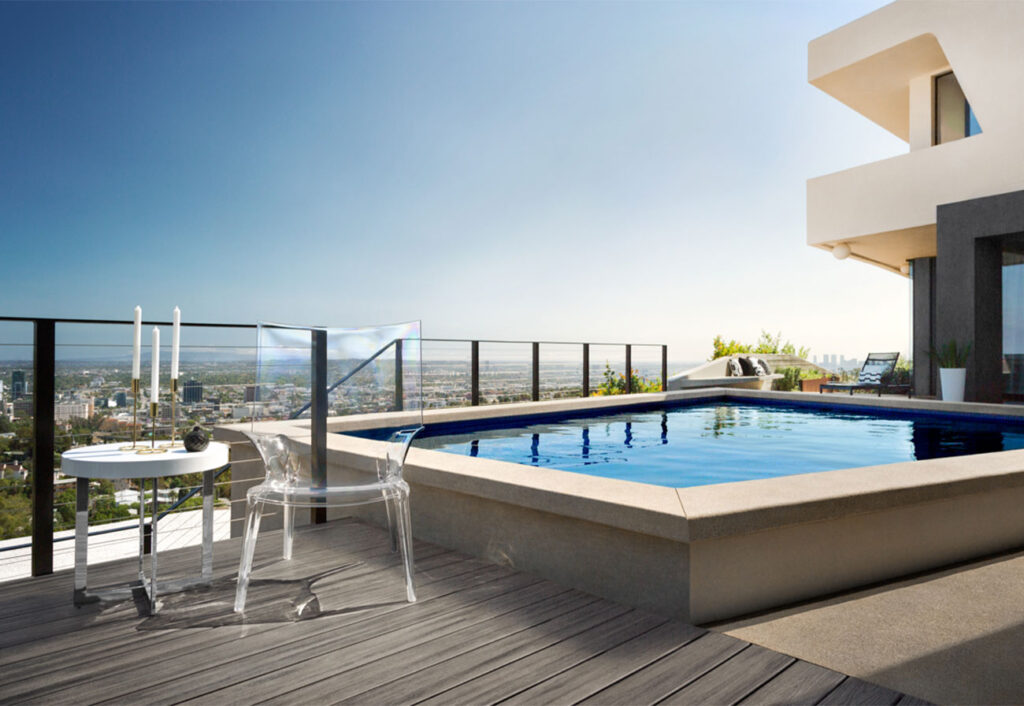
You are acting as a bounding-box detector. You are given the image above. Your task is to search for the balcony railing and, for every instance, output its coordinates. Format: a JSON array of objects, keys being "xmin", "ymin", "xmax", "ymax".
[{"xmin": 0, "ymin": 315, "xmax": 667, "ymax": 581}]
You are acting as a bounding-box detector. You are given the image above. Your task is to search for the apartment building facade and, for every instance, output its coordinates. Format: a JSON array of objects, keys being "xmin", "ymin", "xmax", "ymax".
[{"xmin": 807, "ymin": 0, "xmax": 1024, "ymax": 402}]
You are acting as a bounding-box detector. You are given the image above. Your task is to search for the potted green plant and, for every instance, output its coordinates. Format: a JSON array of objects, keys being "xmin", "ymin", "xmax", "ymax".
[{"xmin": 930, "ymin": 340, "xmax": 971, "ymax": 402}]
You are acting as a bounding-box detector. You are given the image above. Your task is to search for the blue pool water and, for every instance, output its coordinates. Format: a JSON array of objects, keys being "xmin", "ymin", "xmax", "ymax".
[{"xmin": 403, "ymin": 400, "xmax": 1024, "ymax": 487}]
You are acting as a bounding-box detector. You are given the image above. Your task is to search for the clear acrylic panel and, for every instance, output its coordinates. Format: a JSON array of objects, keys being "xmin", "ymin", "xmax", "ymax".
[{"xmin": 254, "ymin": 321, "xmax": 422, "ymax": 424}]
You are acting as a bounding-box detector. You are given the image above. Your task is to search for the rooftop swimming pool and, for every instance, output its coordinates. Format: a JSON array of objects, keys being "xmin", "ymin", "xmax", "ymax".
[{"xmin": 404, "ymin": 400, "xmax": 1024, "ymax": 487}]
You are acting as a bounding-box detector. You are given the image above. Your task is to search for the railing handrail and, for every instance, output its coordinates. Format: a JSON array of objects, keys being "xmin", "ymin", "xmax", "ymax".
[{"xmin": 0, "ymin": 316, "xmax": 256, "ymax": 328}]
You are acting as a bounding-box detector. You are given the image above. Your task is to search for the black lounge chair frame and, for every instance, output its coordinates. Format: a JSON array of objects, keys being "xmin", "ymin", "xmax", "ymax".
[{"xmin": 820, "ymin": 352, "xmax": 909, "ymax": 397}]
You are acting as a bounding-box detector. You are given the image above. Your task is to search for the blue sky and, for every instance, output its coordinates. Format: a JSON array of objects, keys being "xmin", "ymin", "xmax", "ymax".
[{"xmin": 1, "ymin": 0, "xmax": 906, "ymax": 363}]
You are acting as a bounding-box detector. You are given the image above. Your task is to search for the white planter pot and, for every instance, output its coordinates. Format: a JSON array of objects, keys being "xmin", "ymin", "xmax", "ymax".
[{"xmin": 939, "ymin": 368, "xmax": 966, "ymax": 402}]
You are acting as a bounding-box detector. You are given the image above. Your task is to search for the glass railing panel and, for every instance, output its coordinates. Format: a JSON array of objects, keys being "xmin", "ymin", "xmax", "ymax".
[
  {"xmin": 422, "ymin": 340, "xmax": 472, "ymax": 409},
  {"xmin": 0, "ymin": 322, "xmax": 252, "ymax": 582},
  {"xmin": 479, "ymin": 342, "xmax": 531, "ymax": 405},
  {"xmin": 539, "ymin": 343, "xmax": 583, "ymax": 400},
  {"xmin": 631, "ymin": 344, "xmax": 665, "ymax": 392},
  {"xmin": 0, "ymin": 321, "xmax": 34, "ymax": 581},
  {"xmin": 588, "ymin": 344, "xmax": 626, "ymax": 396}
]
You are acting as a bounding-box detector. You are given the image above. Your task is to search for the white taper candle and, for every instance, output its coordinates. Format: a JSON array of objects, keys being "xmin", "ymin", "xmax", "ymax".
[
  {"xmin": 132, "ymin": 306, "xmax": 142, "ymax": 379},
  {"xmin": 171, "ymin": 306, "xmax": 180, "ymax": 380}
]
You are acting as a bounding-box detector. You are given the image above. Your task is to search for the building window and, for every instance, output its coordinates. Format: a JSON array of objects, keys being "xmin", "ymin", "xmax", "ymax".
[
  {"xmin": 1003, "ymin": 239, "xmax": 1024, "ymax": 401},
  {"xmin": 934, "ymin": 71, "xmax": 981, "ymax": 145}
]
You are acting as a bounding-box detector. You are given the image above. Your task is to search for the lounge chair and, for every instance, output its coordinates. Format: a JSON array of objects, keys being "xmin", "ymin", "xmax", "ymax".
[{"xmin": 820, "ymin": 352, "xmax": 906, "ymax": 396}]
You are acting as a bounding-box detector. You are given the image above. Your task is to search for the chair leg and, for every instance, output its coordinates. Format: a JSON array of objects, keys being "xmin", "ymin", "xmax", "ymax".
[
  {"xmin": 395, "ymin": 491, "xmax": 416, "ymax": 603},
  {"xmin": 282, "ymin": 504, "xmax": 294, "ymax": 561},
  {"xmin": 383, "ymin": 491, "xmax": 398, "ymax": 552},
  {"xmin": 234, "ymin": 499, "xmax": 264, "ymax": 613}
]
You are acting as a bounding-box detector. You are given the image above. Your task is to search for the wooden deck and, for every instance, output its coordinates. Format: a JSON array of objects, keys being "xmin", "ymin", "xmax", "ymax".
[{"xmin": 0, "ymin": 519, "xmax": 927, "ymax": 705}]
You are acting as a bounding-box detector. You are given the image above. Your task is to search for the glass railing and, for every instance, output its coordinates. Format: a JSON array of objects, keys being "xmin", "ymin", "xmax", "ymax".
[{"xmin": 0, "ymin": 316, "xmax": 666, "ymax": 582}]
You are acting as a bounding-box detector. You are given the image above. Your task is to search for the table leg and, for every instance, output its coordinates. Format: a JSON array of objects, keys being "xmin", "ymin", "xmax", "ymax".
[
  {"xmin": 138, "ymin": 481, "xmax": 146, "ymax": 583},
  {"xmin": 73, "ymin": 477, "xmax": 89, "ymax": 605},
  {"xmin": 150, "ymin": 477, "xmax": 158, "ymax": 614},
  {"xmin": 202, "ymin": 470, "xmax": 214, "ymax": 581}
]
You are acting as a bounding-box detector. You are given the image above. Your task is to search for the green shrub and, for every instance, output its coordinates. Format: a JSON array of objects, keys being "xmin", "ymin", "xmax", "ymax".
[
  {"xmin": 711, "ymin": 331, "xmax": 809, "ymax": 360},
  {"xmin": 593, "ymin": 363, "xmax": 661, "ymax": 396},
  {"xmin": 771, "ymin": 367, "xmax": 802, "ymax": 391}
]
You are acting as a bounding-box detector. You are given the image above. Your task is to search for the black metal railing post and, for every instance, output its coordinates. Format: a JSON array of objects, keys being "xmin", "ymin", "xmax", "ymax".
[
  {"xmin": 394, "ymin": 339, "xmax": 403, "ymax": 412},
  {"xmin": 662, "ymin": 345, "xmax": 668, "ymax": 391},
  {"xmin": 32, "ymin": 319, "xmax": 55, "ymax": 576},
  {"xmin": 471, "ymin": 341, "xmax": 480, "ymax": 406},
  {"xmin": 532, "ymin": 342, "xmax": 540, "ymax": 402},
  {"xmin": 625, "ymin": 344, "xmax": 632, "ymax": 395},
  {"xmin": 582, "ymin": 343, "xmax": 590, "ymax": 398},
  {"xmin": 310, "ymin": 328, "xmax": 327, "ymax": 524}
]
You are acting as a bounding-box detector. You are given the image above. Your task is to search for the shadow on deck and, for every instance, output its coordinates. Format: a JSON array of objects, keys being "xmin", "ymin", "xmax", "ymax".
[{"xmin": 0, "ymin": 519, "xmax": 926, "ymax": 704}]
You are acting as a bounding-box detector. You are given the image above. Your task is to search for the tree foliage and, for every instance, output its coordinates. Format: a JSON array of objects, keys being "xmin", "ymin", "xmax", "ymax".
[{"xmin": 711, "ymin": 331, "xmax": 810, "ymax": 360}]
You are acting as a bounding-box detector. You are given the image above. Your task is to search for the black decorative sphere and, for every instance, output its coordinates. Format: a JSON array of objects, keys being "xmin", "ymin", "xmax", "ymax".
[{"xmin": 184, "ymin": 426, "xmax": 209, "ymax": 453}]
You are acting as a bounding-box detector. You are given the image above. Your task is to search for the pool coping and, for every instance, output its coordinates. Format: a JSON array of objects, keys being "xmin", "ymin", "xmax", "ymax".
[{"xmin": 217, "ymin": 388, "xmax": 1024, "ymax": 544}]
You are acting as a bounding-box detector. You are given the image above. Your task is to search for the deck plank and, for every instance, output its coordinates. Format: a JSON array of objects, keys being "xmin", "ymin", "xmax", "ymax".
[
  {"xmin": 206, "ymin": 586, "xmax": 594, "ymax": 704},
  {"xmin": 738, "ymin": 659, "xmax": 847, "ymax": 705},
  {"xmin": 418, "ymin": 610, "xmax": 670, "ymax": 705},
  {"xmin": 0, "ymin": 547, "xmax": 468, "ymax": 695},
  {"xmin": 9, "ymin": 561, "xmax": 525, "ymax": 705},
  {"xmin": 503, "ymin": 620, "xmax": 707, "ymax": 705},
  {"xmin": 578, "ymin": 631, "xmax": 749, "ymax": 706},
  {"xmin": 818, "ymin": 677, "xmax": 904, "ymax": 706},
  {"xmin": 657, "ymin": 645, "xmax": 794, "ymax": 705},
  {"xmin": 99, "ymin": 565, "xmax": 534, "ymax": 706},
  {"xmin": 0, "ymin": 519, "xmax": 928, "ymax": 706},
  {"xmin": 338, "ymin": 601, "xmax": 636, "ymax": 704}
]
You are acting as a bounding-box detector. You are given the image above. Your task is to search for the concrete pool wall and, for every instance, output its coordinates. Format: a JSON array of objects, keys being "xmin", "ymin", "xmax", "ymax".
[{"xmin": 216, "ymin": 389, "xmax": 1024, "ymax": 623}]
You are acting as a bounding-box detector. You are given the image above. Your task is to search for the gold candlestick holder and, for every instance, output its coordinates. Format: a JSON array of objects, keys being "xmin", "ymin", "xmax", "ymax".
[
  {"xmin": 163, "ymin": 379, "xmax": 182, "ymax": 448},
  {"xmin": 119, "ymin": 379, "xmax": 141, "ymax": 451},
  {"xmin": 138, "ymin": 402, "xmax": 167, "ymax": 455}
]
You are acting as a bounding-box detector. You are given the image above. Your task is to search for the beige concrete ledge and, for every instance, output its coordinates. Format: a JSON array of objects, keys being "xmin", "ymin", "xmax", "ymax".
[{"xmin": 216, "ymin": 389, "xmax": 1024, "ymax": 622}]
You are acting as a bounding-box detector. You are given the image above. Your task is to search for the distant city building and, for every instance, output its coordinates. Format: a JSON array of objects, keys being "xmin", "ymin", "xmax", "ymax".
[
  {"xmin": 182, "ymin": 380, "xmax": 203, "ymax": 404},
  {"xmin": 245, "ymin": 385, "xmax": 257, "ymax": 403},
  {"xmin": 1, "ymin": 464, "xmax": 28, "ymax": 481},
  {"xmin": 11, "ymin": 371, "xmax": 26, "ymax": 399},
  {"xmin": 232, "ymin": 403, "xmax": 262, "ymax": 419},
  {"xmin": 12, "ymin": 399, "xmax": 32, "ymax": 419},
  {"xmin": 114, "ymin": 391, "xmax": 127, "ymax": 407},
  {"xmin": 55, "ymin": 400, "xmax": 93, "ymax": 423},
  {"xmin": 0, "ymin": 380, "xmax": 4, "ymax": 403}
]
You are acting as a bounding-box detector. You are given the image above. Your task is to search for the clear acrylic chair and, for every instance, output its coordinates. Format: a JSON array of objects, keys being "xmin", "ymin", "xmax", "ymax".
[
  {"xmin": 234, "ymin": 319, "xmax": 424, "ymax": 614},
  {"xmin": 234, "ymin": 427, "xmax": 422, "ymax": 612}
]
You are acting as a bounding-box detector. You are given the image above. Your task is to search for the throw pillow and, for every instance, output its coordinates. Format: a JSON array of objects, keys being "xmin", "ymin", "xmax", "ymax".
[
  {"xmin": 746, "ymin": 356, "xmax": 769, "ymax": 376},
  {"xmin": 737, "ymin": 357, "xmax": 756, "ymax": 376}
]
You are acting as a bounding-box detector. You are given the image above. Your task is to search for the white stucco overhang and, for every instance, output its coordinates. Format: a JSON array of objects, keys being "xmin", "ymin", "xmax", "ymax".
[
  {"xmin": 810, "ymin": 32, "xmax": 948, "ymax": 142},
  {"xmin": 806, "ymin": 0, "xmax": 1024, "ymax": 275}
]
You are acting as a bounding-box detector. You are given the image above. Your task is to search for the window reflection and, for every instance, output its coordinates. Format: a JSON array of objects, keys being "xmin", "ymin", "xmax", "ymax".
[{"xmin": 935, "ymin": 71, "xmax": 981, "ymax": 145}]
